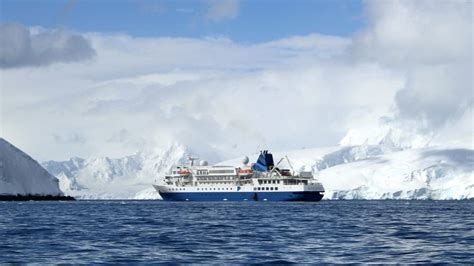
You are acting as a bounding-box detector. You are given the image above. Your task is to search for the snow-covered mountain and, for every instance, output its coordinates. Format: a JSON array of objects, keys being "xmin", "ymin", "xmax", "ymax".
[
  {"xmin": 318, "ymin": 146, "xmax": 473, "ymax": 200},
  {"xmin": 42, "ymin": 137, "xmax": 473, "ymax": 200},
  {"xmin": 42, "ymin": 142, "xmax": 191, "ymax": 199},
  {"xmin": 0, "ymin": 138, "xmax": 63, "ymax": 196},
  {"xmin": 220, "ymin": 144, "xmax": 473, "ymax": 200}
]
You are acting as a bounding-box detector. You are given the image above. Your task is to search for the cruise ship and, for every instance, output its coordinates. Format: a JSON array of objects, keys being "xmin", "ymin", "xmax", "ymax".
[{"xmin": 153, "ymin": 150, "xmax": 325, "ymax": 201}]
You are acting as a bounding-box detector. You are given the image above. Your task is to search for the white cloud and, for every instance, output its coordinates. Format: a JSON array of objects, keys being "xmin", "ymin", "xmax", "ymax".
[
  {"xmin": 353, "ymin": 0, "xmax": 471, "ymax": 66},
  {"xmin": 206, "ymin": 0, "xmax": 239, "ymax": 21},
  {"xmin": 0, "ymin": 33, "xmax": 401, "ymax": 160},
  {"xmin": 0, "ymin": 23, "xmax": 96, "ymax": 68},
  {"xmin": 1, "ymin": 0, "xmax": 472, "ymax": 161},
  {"xmin": 345, "ymin": 0, "xmax": 473, "ymax": 148},
  {"xmin": 176, "ymin": 8, "xmax": 194, "ymax": 14}
]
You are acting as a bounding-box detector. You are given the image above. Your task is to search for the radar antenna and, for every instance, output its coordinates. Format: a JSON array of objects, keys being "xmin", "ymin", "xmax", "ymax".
[{"xmin": 188, "ymin": 156, "xmax": 199, "ymax": 166}]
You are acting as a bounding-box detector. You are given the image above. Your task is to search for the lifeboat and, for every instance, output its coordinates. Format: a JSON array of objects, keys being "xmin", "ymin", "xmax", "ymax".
[
  {"xmin": 238, "ymin": 168, "xmax": 253, "ymax": 175},
  {"xmin": 178, "ymin": 170, "xmax": 190, "ymax": 175}
]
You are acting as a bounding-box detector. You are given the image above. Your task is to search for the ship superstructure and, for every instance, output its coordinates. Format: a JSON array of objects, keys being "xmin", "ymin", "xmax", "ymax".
[{"xmin": 153, "ymin": 150, "xmax": 324, "ymax": 201}]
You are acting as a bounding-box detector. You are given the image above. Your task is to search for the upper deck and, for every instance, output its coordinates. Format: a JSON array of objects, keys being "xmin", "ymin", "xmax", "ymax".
[{"xmin": 162, "ymin": 152, "xmax": 317, "ymax": 188}]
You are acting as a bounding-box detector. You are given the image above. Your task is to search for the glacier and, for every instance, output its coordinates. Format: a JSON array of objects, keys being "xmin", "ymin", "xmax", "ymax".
[
  {"xmin": 311, "ymin": 146, "xmax": 473, "ymax": 200},
  {"xmin": 0, "ymin": 138, "xmax": 64, "ymax": 197},
  {"xmin": 221, "ymin": 145, "xmax": 473, "ymax": 200},
  {"xmin": 42, "ymin": 142, "xmax": 191, "ymax": 199},
  {"xmin": 42, "ymin": 140, "xmax": 473, "ymax": 200}
]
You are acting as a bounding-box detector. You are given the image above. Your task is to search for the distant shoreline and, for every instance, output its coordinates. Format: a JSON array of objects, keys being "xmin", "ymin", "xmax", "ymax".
[{"xmin": 0, "ymin": 195, "xmax": 75, "ymax": 201}]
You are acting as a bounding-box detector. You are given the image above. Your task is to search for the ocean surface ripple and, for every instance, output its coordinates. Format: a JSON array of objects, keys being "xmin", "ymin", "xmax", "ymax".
[{"xmin": 1, "ymin": 200, "xmax": 473, "ymax": 263}]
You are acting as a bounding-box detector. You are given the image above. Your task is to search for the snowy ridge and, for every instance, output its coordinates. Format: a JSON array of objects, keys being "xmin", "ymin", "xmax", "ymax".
[
  {"xmin": 220, "ymin": 145, "xmax": 386, "ymax": 173},
  {"xmin": 42, "ymin": 142, "xmax": 191, "ymax": 199},
  {"xmin": 340, "ymin": 121, "xmax": 433, "ymax": 150},
  {"xmin": 220, "ymin": 145, "xmax": 473, "ymax": 200},
  {"xmin": 0, "ymin": 138, "xmax": 63, "ymax": 196},
  {"xmin": 320, "ymin": 147, "xmax": 473, "ymax": 200},
  {"xmin": 42, "ymin": 139, "xmax": 473, "ymax": 200}
]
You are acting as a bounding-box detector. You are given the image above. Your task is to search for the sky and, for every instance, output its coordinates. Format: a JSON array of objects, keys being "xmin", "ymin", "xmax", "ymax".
[
  {"xmin": 1, "ymin": 0, "xmax": 365, "ymax": 41},
  {"xmin": 0, "ymin": 0, "xmax": 472, "ymax": 162}
]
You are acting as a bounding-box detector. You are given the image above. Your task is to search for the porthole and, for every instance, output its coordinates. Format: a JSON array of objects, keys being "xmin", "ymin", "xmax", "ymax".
[{"xmin": 270, "ymin": 187, "xmax": 274, "ymax": 191}]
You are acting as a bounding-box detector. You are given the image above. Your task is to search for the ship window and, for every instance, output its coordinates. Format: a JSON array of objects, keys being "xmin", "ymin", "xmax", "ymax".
[
  {"xmin": 270, "ymin": 187, "xmax": 274, "ymax": 190},
  {"xmin": 275, "ymin": 187, "xmax": 278, "ymax": 191},
  {"xmin": 266, "ymin": 187, "xmax": 269, "ymax": 191}
]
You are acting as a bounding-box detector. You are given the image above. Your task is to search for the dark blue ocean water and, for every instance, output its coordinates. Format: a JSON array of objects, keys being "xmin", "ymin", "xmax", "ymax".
[{"xmin": 0, "ymin": 200, "xmax": 473, "ymax": 264}]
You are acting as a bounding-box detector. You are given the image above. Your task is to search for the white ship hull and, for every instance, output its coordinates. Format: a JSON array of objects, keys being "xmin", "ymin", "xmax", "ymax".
[{"xmin": 153, "ymin": 183, "xmax": 325, "ymax": 201}]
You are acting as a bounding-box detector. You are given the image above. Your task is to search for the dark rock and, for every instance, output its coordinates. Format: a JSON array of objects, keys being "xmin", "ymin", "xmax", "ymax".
[{"xmin": 0, "ymin": 194, "xmax": 75, "ymax": 201}]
